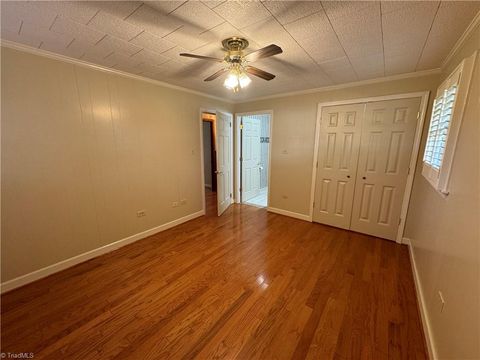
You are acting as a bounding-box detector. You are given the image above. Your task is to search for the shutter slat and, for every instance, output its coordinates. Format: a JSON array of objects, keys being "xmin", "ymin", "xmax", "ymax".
[{"xmin": 424, "ymin": 85, "xmax": 457, "ymax": 170}]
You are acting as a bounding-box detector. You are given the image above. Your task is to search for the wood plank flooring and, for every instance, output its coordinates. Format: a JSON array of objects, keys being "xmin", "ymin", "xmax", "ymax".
[{"xmin": 1, "ymin": 190, "xmax": 427, "ymax": 359}]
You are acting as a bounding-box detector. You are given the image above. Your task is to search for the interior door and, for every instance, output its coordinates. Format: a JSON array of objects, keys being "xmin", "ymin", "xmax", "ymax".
[
  {"xmin": 216, "ymin": 111, "xmax": 233, "ymax": 216},
  {"xmin": 313, "ymin": 103, "xmax": 365, "ymax": 229},
  {"xmin": 350, "ymin": 97, "xmax": 421, "ymax": 240},
  {"xmin": 242, "ymin": 116, "xmax": 261, "ymax": 202}
]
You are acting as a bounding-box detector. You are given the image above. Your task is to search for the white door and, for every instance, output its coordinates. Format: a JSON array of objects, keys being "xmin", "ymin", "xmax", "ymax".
[
  {"xmin": 216, "ymin": 111, "xmax": 233, "ymax": 216},
  {"xmin": 313, "ymin": 103, "xmax": 365, "ymax": 229},
  {"xmin": 242, "ymin": 116, "xmax": 261, "ymax": 202},
  {"xmin": 350, "ymin": 97, "xmax": 421, "ymax": 240}
]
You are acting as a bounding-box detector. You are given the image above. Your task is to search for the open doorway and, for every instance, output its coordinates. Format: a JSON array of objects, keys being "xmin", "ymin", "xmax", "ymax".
[
  {"xmin": 202, "ymin": 112, "xmax": 217, "ymax": 214},
  {"xmin": 236, "ymin": 111, "xmax": 272, "ymax": 208},
  {"xmin": 201, "ymin": 110, "xmax": 234, "ymax": 217}
]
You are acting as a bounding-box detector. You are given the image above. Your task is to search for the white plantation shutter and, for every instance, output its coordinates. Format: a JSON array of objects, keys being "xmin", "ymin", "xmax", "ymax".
[
  {"xmin": 432, "ymin": 85, "xmax": 457, "ymax": 169},
  {"xmin": 423, "ymin": 95, "xmax": 443, "ymax": 166},
  {"xmin": 422, "ymin": 52, "xmax": 477, "ymax": 194},
  {"xmin": 423, "ymin": 85, "xmax": 458, "ymax": 170}
]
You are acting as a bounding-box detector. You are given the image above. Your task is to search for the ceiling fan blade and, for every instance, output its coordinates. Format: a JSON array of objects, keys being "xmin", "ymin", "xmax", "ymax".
[
  {"xmin": 179, "ymin": 53, "xmax": 223, "ymax": 62},
  {"xmin": 204, "ymin": 68, "xmax": 228, "ymax": 81},
  {"xmin": 244, "ymin": 44, "xmax": 283, "ymax": 62},
  {"xmin": 246, "ymin": 66, "xmax": 276, "ymax": 81}
]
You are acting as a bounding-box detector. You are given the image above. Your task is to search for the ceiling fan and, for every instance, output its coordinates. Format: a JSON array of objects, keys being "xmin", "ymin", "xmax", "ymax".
[{"xmin": 180, "ymin": 37, "xmax": 283, "ymax": 92}]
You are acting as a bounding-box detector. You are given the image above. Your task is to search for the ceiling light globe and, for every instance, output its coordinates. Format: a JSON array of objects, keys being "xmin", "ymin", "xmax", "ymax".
[
  {"xmin": 224, "ymin": 72, "xmax": 239, "ymax": 89},
  {"xmin": 239, "ymin": 73, "xmax": 251, "ymax": 88}
]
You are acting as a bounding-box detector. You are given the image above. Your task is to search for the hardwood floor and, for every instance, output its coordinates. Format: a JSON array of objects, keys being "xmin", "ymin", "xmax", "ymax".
[{"xmin": 1, "ymin": 190, "xmax": 427, "ymax": 359}]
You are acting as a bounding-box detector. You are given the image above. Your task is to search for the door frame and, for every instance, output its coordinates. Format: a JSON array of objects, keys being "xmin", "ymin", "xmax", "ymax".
[
  {"xmin": 199, "ymin": 108, "xmax": 234, "ymax": 215},
  {"xmin": 309, "ymin": 91, "xmax": 430, "ymax": 244},
  {"xmin": 234, "ymin": 110, "xmax": 273, "ymax": 205},
  {"xmin": 199, "ymin": 108, "xmax": 216, "ymax": 214},
  {"xmin": 202, "ymin": 115, "xmax": 217, "ymax": 192}
]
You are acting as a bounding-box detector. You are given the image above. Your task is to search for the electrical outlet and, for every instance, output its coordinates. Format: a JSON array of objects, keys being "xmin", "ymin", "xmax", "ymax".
[
  {"xmin": 438, "ymin": 291, "xmax": 445, "ymax": 313},
  {"xmin": 180, "ymin": 199, "xmax": 187, "ymax": 205},
  {"xmin": 136, "ymin": 210, "xmax": 146, "ymax": 217},
  {"xmin": 172, "ymin": 202, "xmax": 179, "ymax": 208}
]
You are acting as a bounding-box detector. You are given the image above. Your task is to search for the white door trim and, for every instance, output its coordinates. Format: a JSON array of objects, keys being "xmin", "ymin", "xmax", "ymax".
[
  {"xmin": 309, "ymin": 91, "xmax": 430, "ymax": 243},
  {"xmin": 234, "ymin": 110, "xmax": 273, "ymax": 206}
]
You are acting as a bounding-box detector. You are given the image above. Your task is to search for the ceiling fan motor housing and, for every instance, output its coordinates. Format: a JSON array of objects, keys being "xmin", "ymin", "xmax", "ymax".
[
  {"xmin": 222, "ymin": 37, "xmax": 249, "ymax": 51},
  {"xmin": 222, "ymin": 37, "xmax": 249, "ymax": 62}
]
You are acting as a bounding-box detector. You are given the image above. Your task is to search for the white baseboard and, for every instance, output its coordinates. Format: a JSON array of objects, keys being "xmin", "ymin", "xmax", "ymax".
[
  {"xmin": 267, "ymin": 207, "xmax": 311, "ymax": 222},
  {"xmin": 1, "ymin": 210, "xmax": 205, "ymax": 294},
  {"xmin": 404, "ymin": 237, "xmax": 437, "ymax": 360}
]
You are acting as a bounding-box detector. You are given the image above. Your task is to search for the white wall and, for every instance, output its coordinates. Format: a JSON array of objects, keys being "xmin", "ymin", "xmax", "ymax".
[
  {"xmin": 404, "ymin": 23, "xmax": 480, "ymax": 359},
  {"xmin": 1, "ymin": 47, "xmax": 233, "ymax": 283}
]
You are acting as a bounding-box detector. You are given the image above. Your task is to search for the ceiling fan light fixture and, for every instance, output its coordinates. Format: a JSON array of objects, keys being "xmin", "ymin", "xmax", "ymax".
[
  {"xmin": 181, "ymin": 37, "xmax": 282, "ymax": 91},
  {"xmin": 223, "ymin": 71, "xmax": 240, "ymax": 90},
  {"xmin": 223, "ymin": 68, "xmax": 251, "ymax": 92},
  {"xmin": 238, "ymin": 72, "xmax": 252, "ymax": 88}
]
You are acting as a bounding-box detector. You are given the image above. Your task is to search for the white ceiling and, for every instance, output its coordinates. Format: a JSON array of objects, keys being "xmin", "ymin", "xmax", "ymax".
[{"xmin": 1, "ymin": 1, "xmax": 479, "ymax": 101}]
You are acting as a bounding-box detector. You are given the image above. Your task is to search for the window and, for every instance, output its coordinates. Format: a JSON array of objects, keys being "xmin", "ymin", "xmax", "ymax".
[
  {"xmin": 422, "ymin": 52, "xmax": 477, "ymax": 195},
  {"xmin": 423, "ymin": 78, "xmax": 459, "ymax": 171}
]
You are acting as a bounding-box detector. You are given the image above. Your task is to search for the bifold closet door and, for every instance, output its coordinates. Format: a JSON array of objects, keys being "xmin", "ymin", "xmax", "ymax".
[
  {"xmin": 312, "ymin": 103, "xmax": 365, "ymax": 229},
  {"xmin": 350, "ymin": 97, "xmax": 421, "ymax": 240}
]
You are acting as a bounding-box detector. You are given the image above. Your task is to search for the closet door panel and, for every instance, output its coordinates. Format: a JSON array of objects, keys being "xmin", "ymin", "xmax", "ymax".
[
  {"xmin": 350, "ymin": 97, "xmax": 421, "ymax": 240},
  {"xmin": 313, "ymin": 103, "xmax": 364, "ymax": 229}
]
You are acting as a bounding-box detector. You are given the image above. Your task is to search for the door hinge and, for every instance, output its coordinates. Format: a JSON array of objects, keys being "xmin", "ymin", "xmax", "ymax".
[
  {"xmin": 316, "ymin": 161, "xmax": 318, "ymax": 168},
  {"xmin": 229, "ymin": 122, "xmax": 232, "ymax": 127},
  {"xmin": 240, "ymin": 124, "xmax": 244, "ymax": 129},
  {"xmin": 417, "ymin": 111, "xmax": 420, "ymax": 119},
  {"xmin": 230, "ymin": 192, "xmax": 232, "ymax": 198},
  {"xmin": 407, "ymin": 166, "xmax": 411, "ymax": 175},
  {"xmin": 313, "ymin": 201, "xmax": 315, "ymax": 208},
  {"xmin": 398, "ymin": 218, "xmax": 402, "ymax": 225}
]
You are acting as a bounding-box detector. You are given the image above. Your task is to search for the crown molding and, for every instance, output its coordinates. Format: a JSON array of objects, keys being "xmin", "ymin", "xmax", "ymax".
[
  {"xmin": 235, "ymin": 68, "xmax": 441, "ymax": 104},
  {"xmin": 2, "ymin": 39, "xmax": 443, "ymax": 106},
  {"xmin": 0, "ymin": 40, "xmax": 235, "ymax": 104},
  {"xmin": 441, "ymin": 10, "xmax": 480, "ymax": 69}
]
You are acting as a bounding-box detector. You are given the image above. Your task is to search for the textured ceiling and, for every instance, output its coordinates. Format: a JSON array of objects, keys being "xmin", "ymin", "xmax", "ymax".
[{"xmin": 1, "ymin": 1, "xmax": 479, "ymax": 101}]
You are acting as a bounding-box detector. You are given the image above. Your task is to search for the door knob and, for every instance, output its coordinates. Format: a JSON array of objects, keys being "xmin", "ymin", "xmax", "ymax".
[
  {"xmin": 215, "ymin": 170, "xmax": 223, "ymax": 174},
  {"xmin": 347, "ymin": 175, "xmax": 350, "ymax": 178},
  {"xmin": 362, "ymin": 176, "xmax": 366, "ymax": 180}
]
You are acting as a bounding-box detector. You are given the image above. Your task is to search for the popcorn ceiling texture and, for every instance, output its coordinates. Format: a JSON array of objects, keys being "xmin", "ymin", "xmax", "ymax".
[{"xmin": 1, "ymin": 1, "xmax": 479, "ymax": 101}]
